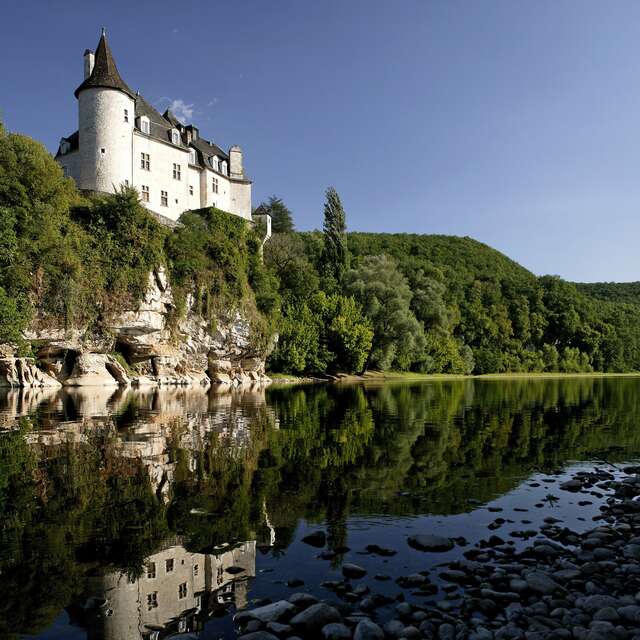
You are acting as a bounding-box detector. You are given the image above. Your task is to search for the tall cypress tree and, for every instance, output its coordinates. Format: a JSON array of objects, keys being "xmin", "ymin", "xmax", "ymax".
[{"xmin": 322, "ymin": 186, "xmax": 349, "ymax": 286}]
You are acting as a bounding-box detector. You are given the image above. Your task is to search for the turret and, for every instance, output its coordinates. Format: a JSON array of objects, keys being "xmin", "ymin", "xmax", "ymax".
[{"xmin": 75, "ymin": 30, "xmax": 134, "ymax": 193}]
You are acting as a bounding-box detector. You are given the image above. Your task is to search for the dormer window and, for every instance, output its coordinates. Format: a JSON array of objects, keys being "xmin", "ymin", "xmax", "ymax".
[
  {"xmin": 210, "ymin": 155, "xmax": 218, "ymax": 171},
  {"xmin": 140, "ymin": 116, "xmax": 150, "ymax": 135},
  {"xmin": 220, "ymin": 160, "xmax": 227, "ymax": 175},
  {"xmin": 59, "ymin": 139, "xmax": 70, "ymax": 155},
  {"xmin": 189, "ymin": 149, "xmax": 196, "ymax": 164},
  {"xmin": 171, "ymin": 129, "xmax": 180, "ymax": 145}
]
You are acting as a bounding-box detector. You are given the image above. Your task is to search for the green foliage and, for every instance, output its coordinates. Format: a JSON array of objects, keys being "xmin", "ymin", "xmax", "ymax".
[
  {"xmin": 74, "ymin": 187, "xmax": 167, "ymax": 311},
  {"xmin": 321, "ymin": 187, "xmax": 349, "ymax": 288},
  {"xmin": 269, "ymin": 292, "xmax": 372, "ymax": 374},
  {"xmin": 167, "ymin": 207, "xmax": 251, "ymax": 313},
  {"xmin": 266, "ymin": 229, "xmax": 640, "ymax": 375},
  {"xmin": 575, "ymin": 281, "xmax": 640, "ymax": 305},
  {"xmin": 0, "ymin": 287, "xmax": 27, "ymax": 344},
  {"xmin": 255, "ymin": 195, "xmax": 295, "ymax": 233},
  {"xmin": 344, "ymin": 255, "xmax": 425, "ymax": 370}
]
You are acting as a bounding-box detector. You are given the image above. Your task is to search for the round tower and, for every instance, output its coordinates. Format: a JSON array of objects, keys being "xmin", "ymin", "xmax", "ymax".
[{"xmin": 76, "ymin": 31, "xmax": 134, "ymax": 193}]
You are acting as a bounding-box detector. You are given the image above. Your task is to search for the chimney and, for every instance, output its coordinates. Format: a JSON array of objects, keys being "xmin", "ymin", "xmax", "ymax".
[
  {"xmin": 83, "ymin": 49, "xmax": 95, "ymax": 79},
  {"xmin": 229, "ymin": 145, "xmax": 243, "ymax": 178}
]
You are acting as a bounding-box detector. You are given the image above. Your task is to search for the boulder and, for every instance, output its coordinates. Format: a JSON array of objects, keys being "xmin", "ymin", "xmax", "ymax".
[
  {"xmin": 63, "ymin": 353, "xmax": 129, "ymax": 387},
  {"xmin": 242, "ymin": 600, "xmax": 296, "ymax": 624},
  {"xmin": 290, "ymin": 603, "xmax": 341, "ymax": 632},
  {"xmin": 407, "ymin": 534, "xmax": 454, "ymax": 552},
  {"xmin": 354, "ymin": 619, "xmax": 384, "ymax": 640}
]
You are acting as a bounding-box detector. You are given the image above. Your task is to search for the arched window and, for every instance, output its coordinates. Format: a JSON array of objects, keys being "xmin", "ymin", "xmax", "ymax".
[
  {"xmin": 210, "ymin": 155, "xmax": 218, "ymax": 171},
  {"xmin": 220, "ymin": 160, "xmax": 228, "ymax": 175},
  {"xmin": 171, "ymin": 129, "xmax": 180, "ymax": 145}
]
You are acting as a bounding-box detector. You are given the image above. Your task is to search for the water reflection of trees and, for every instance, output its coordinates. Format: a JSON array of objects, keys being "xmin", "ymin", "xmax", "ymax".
[{"xmin": 1, "ymin": 378, "xmax": 640, "ymax": 636}]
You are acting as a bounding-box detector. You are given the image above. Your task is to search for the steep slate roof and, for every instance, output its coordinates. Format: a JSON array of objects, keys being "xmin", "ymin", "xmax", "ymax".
[
  {"xmin": 192, "ymin": 137, "xmax": 229, "ymax": 163},
  {"xmin": 134, "ymin": 94, "xmax": 180, "ymax": 144},
  {"xmin": 55, "ymin": 130, "xmax": 79, "ymax": 157},
  {"xmin": 74, "ymin": 32, "xmax": 135, "ymax": 99},
  {"xmin": 162, "ymin": 109, "xmax": 183, "ymax": 128}
]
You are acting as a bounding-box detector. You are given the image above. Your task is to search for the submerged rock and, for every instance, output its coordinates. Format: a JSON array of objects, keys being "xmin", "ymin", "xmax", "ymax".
[
  {"xmin": 301, "ymin": 530, "xmax": 327, "ymax": 548},
  {"xmin": 407, "ymin": 534, "xmax": 454, "ymax": 552}
]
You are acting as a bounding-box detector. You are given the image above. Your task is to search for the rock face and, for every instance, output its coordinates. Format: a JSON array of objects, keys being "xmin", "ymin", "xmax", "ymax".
[
  {"xmin": 3, "ymin": 267, "xmax": 272, "ymax": 388},
  {"xmin": 0, "ymin": 357, "xmax": 61, "ymax": 388}
]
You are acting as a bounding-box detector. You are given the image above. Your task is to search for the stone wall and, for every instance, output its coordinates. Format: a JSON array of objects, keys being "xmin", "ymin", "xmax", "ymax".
[{"xmin": 1, "ymin": 267, "xmax": 270, "ymax": 389}]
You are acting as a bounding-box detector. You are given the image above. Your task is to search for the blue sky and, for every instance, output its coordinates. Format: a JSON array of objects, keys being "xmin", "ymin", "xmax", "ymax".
[{"xmin": 1, "ymin": 0, "xmax": 639, "ymax": 282}]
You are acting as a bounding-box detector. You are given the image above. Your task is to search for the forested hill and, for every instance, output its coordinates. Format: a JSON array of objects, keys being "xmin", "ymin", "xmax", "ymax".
[
  {"xmin": 574, "ymin": 282, "xmax": 640, "ymax": 306},
  {"xmin": 265, "ymin": 226, "xmax": 640, "ymax": 376}
]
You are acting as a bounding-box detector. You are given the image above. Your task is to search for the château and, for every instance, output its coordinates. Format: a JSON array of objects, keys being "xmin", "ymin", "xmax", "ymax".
[{"xmin": 56, "ymin": 30, "xmax": 252, "ymax": 223}]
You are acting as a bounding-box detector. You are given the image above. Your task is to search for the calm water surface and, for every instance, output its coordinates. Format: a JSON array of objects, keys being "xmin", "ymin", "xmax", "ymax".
[{"xmin": 2, "ymin": 378, "xmax": 640, "ymax": 639}]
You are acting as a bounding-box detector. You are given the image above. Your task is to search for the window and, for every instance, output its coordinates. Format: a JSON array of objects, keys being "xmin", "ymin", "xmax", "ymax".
[
  {"xmin": 178, "ymin": 582, "xmax": 188, "ymax": 599},
  {"xmin": 165, "ymin": 558, "xmax": 174, "ymax": 572},
  {"xmin": 210, "ymin": 155, "xmax": 218, "ymax": 171},
  {"xmin": 221, "ymin": 160, "xmax": 227, "ymax": 175},
  {"xmin": 161, "ymin": 190, "xmax": 168, "ymax": 207},
  {"xmin": 189, "ymin": 185, "xmax": 194, "ymax": 196},
  {"xmin": 140, "ymin": 117, "xmax": 150, "ymax": 135},
  {"xmin": 212, "ymin": 177, "xmax": 218, "ymax": 194},
  {"xmin": 124, "ymin": 179, "xmax": 129, "ymax": 187},
  {"xmin": 146, "ymin": 562, "xmax": 156, "ymax": 579},
  {"xmin": 189, "ymin": 149, "xmax": 196, "ymax": 164},
  {"xmin": 141, "ymin": 185, "xmax": 149, "ymax": 202},
  {"xmin": 141, "ymin": 153, "xmax": 150, "ymax": 170},
  {"xmin": 124, "ymin": 109, "xmax": 129, "ymax": 123},
  {"xmin": 62, "ymin": 166, "xmax": 69, "ymax": 177},
  {"xmin": 100, "ymin": 148, "xmax": 106, "ymax": 154},
  {"xmin": 173, "ymin": 163, "xmax": 181, "ymax": 180},
  {"xmin": 147, "ymin": 592, "xmax": 158, "ymax": 610},
  {"xmin": 217, "ymin": 566, "xmax": 224, "ymax": 585},
  {"xmin": 194, "ymin": 564, "xmax": 199, "ymax": 576},
  {"xmin": 172, "ymin": 130, "xmax": 180, "ymax": 145}
]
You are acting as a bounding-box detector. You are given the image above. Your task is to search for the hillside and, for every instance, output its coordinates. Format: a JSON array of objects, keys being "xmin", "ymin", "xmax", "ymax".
[
  {"xmin": 265, "ymin": 228, "xmax": 640, "ymax": 375},
  {"xmin": 575, "ymin": 281, "xmax": 640, "ymax": 306}
]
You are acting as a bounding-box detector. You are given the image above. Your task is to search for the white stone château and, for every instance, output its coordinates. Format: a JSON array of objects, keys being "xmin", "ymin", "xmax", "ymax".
[{"xmin": 56, "ymin": 30, "xmax": 252, "ymax": 223}]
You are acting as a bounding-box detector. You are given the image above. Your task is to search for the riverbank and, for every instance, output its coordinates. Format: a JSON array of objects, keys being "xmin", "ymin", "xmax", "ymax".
[
  {"xmin": 266, "ymin": 370, "xmax": 640, "ymax": 386},
  {"xmin": 234, "ymin": 462, "xmax": 640, "ymax": 639}
]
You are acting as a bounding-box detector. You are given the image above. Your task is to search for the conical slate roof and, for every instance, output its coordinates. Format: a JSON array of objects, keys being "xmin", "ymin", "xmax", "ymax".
[{"xmin": 74, "ymin": 31, "xmax": 135, "ymax": 99}]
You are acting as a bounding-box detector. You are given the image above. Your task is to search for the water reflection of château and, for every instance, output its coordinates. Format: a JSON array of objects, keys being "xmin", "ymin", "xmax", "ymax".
[{"xmin": 72, "ymin": 539, "xmax": 256, "ymax": 640}]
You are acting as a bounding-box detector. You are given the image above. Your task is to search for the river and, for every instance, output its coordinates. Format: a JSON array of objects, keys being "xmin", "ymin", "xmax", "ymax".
[{"xmin": 2, "ymin": 377, "xmax": 640, "ymax": 639}]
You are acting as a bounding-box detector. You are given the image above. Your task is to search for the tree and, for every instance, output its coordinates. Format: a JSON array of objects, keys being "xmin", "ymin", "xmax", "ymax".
[
  {"xmin": 267, "ymin": 292, "xmax": 372, "ymax": 374},
  {"xmin": 344, "ymin": 254, "xmax": 425, "ymax": 371},
  {"xmin": 264, "ymin": 233, "xmax": 319, "ymax": 303},
  {"xmin": 321, "ymin": 187, "xmax": 349, "ymax": 287},
  {"xmin": 255, "ymin": 195, "xmax": 295, "ymax": 234}
]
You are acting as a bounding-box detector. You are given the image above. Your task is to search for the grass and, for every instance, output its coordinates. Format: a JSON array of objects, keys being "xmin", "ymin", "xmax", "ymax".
[{"xmin": 338, "ymin": 370, "xmax": 640, "ymax": 383}]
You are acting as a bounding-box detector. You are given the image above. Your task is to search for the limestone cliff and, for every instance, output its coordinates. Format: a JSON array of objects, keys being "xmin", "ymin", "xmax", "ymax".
[{"xmin": 0, "ymin": 267, "xmax": 271, "ymax": 388}]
